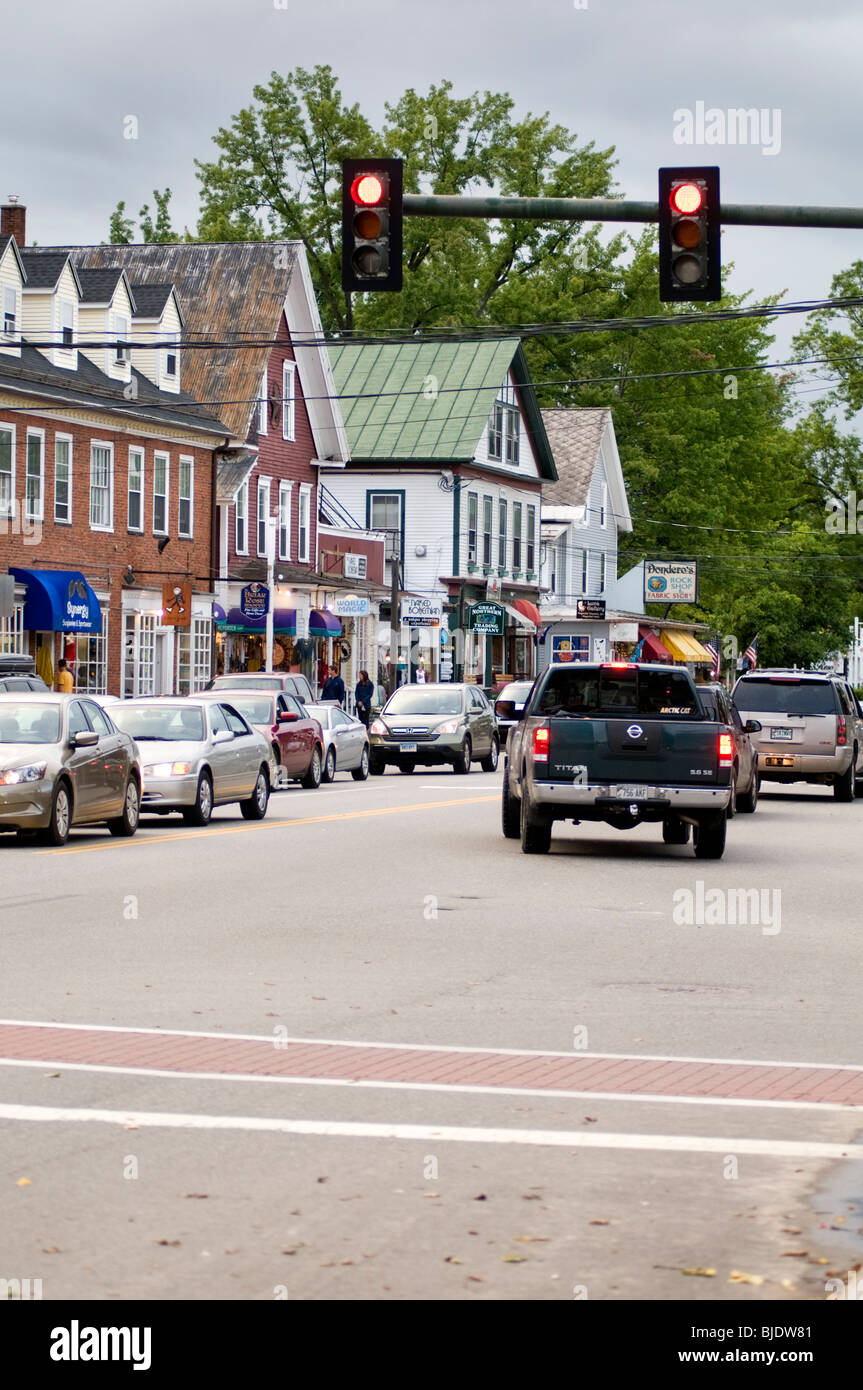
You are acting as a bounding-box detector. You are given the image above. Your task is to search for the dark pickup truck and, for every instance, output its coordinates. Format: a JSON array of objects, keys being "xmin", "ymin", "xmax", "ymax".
[{"xmin": 499, "ymin": 662, "xmax": 734, "ymax": 858}]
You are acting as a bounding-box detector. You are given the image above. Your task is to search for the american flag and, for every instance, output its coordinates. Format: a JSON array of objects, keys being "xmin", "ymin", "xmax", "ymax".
[
  {"xmin": 705, "ymin": 633, "xmax": 721, "ymax": 678},
  {"xmin": 743, "ymin": 634, "xmax": 759, "ymax": 669}
]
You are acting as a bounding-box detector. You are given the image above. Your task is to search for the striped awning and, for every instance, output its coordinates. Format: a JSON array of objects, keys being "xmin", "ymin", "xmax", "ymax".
[
  {"xmin": 660, "ymin": 629, "xmax": 714, "ymax": 664},
  {"xmin": 637, "ymin": 627, "xmax": 673, "ymax": 662}
]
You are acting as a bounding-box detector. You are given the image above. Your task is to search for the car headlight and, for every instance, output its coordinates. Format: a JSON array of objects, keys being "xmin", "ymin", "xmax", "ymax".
[
  {"xmin": 434, "ymin": 720, "xmax": 460, "ymax": 735},
  {"xmin": 0, "ymin": 763, "xmax": 47, "ymax": 785},
  {"xmin": 146, "ymin": 761, "xmax": 192, "ymax": 778},
  {"xmin": 370, "ymin": 720, "xmax": 386, "ymax": 735}
]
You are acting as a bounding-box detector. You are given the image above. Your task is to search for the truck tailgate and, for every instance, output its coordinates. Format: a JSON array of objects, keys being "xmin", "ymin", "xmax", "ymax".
[{"xmin": 534, "ymin": 717, "xmax": 721, "ymax": 786}]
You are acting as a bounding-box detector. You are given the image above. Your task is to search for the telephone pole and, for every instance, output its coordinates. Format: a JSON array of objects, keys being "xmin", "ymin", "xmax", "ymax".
[{"xmin": 388, "ymin": 529, "xmax": 400, "ymax": 697}]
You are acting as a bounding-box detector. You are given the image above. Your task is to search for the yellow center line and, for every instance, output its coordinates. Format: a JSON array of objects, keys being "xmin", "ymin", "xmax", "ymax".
[{"xmin": 40, "ymin": 795, "xmax": 499, "ymax": 855}]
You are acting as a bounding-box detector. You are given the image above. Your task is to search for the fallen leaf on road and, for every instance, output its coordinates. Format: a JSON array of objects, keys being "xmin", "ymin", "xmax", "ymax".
[
  {"xmin": 41, "ymin": 1246, "xmax": 61, "ymax": 1254},
  {"xmin": 317, "ymin": 1177, "xmax": 328, "ymax": 1184},
  {"xmin": 44, "ymin": 1072, "xmax": 61, "ymax": 1078},
  {"xmin": 444, "ymin": 1256, "xmax": 463, "ymax": 1264},
  {"xmin": 813, "ymin": 1258, "xmax": 829, "ymax": 1264},
  {"xmin": 514, "ymin": 1235, "xmax": 549, "ymax": 1242},
  {"xmin": 682, "ymin": 1267, "xmax": 716, "ymax": 1277},
  {"xmin": 339, "ymin": 1259, "xmax": 353, "ymax": 1265},
  {"xmin": 782, "ymin": 1250, "xmax": 808, "ymax": 1257},
  {"xmin": 522, "ymin": 1194, "xmax": 541, "ymax": 1201},
  {"xmin": 473, "ymin": 1194, "xmax": 487, "ymax": 1201},
  {"xmin": 154, "ymin": 1240, "xmax": 181, "ymax": 1247},
  {"xmin": 467, "ymin": 1275, "xmax": 484, "ymax": 1282},
  {"xmin": 589, "ymin": 1219, "xmax": 610, "ymax": 1226},
  {"xmin": 423, "ymin": 1192, "xmax": 440, "ymax": 1198},
  {"xmin": 224, "ymin": 1248, "xmax": 238, "ymax": 1255},
  {"xmin": 781, "ymin": 1227, "xmax": 801, "ymax": 1234},
  {"xmin": 184, "ymin": 1193, "xmax": 208, "ymax": 1200},
  {"xmin": 780, "ymin": 1280, "xmax": 796, "ymax": 1292},
  {"xmin": 16, "ymin": 1178, "xmax": 31, "ymax": 1187},
  {"xmin": 502, "ymin": 1253, "xmax": 526, "ymax": 1263},
  {"xmin": 312, "ymin": 997, "xmax": 326, "ymax": 1001},
  {"xmin": 583, "ymin": 1117, "xmax": 597, "ymax": 1124},
  {"xmin": 729, "ymin": 1271, "xmax": 764, "ymax": 1285}
]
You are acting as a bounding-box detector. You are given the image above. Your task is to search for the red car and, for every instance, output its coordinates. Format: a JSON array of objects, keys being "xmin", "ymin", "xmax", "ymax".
[{"xmin": 199, "ymin": 691, "xmax": 323, "ymax": 788}]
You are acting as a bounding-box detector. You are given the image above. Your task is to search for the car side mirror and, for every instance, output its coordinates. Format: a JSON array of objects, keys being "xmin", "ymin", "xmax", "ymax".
[
  {"xmin": 744, "ymin": 719, "xmax": 762, "ymax": 733},
  {"xmin": 495, "ymin": 700, "xmax": 519, "ymax": 721},
  {"xmin": 72, "ymin": 730, "xmax": 99, "ymax": 748},
  {"xmin": 212, "ymin": 729, "xmax": 234, "ymax": 744},
  {"xmin": 278, "ymin": 711, "xmax": 299, "ymax": 723}
]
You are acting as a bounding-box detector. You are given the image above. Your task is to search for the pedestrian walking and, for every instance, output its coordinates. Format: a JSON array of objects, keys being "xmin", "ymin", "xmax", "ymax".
[
  {"xmin": 321, "ymin": 664, "xmax": 346, "ymax": 706},
  {"xmin": 55, "ymin": 658, "xmax": 74, "ymax": 693},
  {"xmin": 354, "ymin": 669, "xmax": 375, "ymax": 726}
]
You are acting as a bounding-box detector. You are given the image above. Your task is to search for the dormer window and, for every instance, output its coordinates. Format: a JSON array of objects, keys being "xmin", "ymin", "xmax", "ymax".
[
  {"xmin": 3, "ymin": 287, "xmax": 16, "ymax": 339},
  {"xmin": 165, "ymin": 348, "xmax": 177, "ymax": 378},
  {"xmin": 59, "ymin": 299, "xmax": 74, "ymax": 350},
  {"xmin": 114, "ymin": 313, "xmax": 130, "ymax": 365},
  {"xmin": 487, "ymin": 387, "xmax": 519, "ymax": 466}
]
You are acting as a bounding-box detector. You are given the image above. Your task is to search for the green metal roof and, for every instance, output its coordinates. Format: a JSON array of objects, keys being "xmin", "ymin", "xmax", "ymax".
[{"xmin": 329, "ymin": 338, "xmax": 556, "ymax": 479}]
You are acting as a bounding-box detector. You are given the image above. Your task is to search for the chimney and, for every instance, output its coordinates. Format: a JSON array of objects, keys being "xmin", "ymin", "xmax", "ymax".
[{"xmin": 1, "ymin": 195, "xmax": 26, "ymax": 244}]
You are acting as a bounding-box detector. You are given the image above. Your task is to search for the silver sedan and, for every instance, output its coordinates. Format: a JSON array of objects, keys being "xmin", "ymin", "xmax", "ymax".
[
  {"xmin": 303, "ymin": 702, "xmax": 370, "ymax": 782},
  {"xmin": 0, "ymin": 693, "xmax": 141, "ymax": 845},
  {"xmin": 111, "ymin": 698, "xmax": 272, "ymax": 826}
]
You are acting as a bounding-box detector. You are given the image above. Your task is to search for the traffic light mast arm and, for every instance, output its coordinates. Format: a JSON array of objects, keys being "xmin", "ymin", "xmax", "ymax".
[{"xmin": 402, "ymin": 193, "xmax": 863, "ymax": 231}]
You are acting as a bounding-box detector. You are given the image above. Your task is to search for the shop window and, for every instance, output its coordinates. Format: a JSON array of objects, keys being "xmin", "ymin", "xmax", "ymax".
[
  {"xmin": 177, "ymin": 616, "xmax": 212, "ymax": 695},
  {"xmin": 124, "ymin": 612, "xmax": 156, "ymax": 696},
  {"xmin": 0, "ymin": 604, "xmax": 24, "ymax": 653},
  {"xmin": 74, "ymin": 614, "xmax": 109, "ymax": 695}
]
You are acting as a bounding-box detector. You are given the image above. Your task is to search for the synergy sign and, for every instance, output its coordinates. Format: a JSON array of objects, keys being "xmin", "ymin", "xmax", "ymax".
[{"xmin": 644, "ymin": 560, "xmax": 698, "ymax": 604}]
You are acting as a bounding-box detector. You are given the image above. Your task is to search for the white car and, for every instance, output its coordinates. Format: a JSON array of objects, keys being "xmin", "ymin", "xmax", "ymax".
[
  {"xmin": 111, "ymin": 698, "xmax": 272, "ymax": 825},
  {"xmin": 303, "ymin": 702, "xmax": 370, "ymax": 782}
]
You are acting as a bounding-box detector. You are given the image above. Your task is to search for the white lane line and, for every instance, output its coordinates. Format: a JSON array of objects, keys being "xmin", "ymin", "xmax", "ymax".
[
  {"xmin": 1, "ymin": 1019, "xmax": 861, "ymax": 1075},
  {"xmin": 0, "ymin": 1101, "xmax": 860, "ymax": 1159},
  {"xmin": 0, "ymin": 1056, "xmax": 860, "ymax": 1114}
]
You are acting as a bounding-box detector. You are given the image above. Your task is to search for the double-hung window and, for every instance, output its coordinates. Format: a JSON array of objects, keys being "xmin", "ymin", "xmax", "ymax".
[
  {"xmin": 55, "ymin": 435, "xmax": 72, "ymax": 524},
  {"xmin": 258, "ymin": 369, "xmax": 268, "ymax": 436},
  {"xmin": 526, "ymin": 505, "xmax": 536, "ymax": 573},
  {"xmin": 582, "ymin": 549, "xmax": 590, "ymax": 593},
  {"xmin": 178, "ymin": 456, "xmax": 193, "ymax": 539},
  {"xmin": 25, "ymin": 430, "xmax": 44, "ymax": 524},
  {"xmin": 59, "ymin": 300, "xmax": 74, "ymax": 351},
  {"xmin": 504, "ymin": 405, "xmax": 519, "ymax": 465},
  {"xmin": 282, "ymin": 361, "xmax": 296, "ymax": 441},
  {"xmin": 482, "ymin": 496, "xmax": 493, "ymax": 567},
  {"xmin": 2, "ymin": 286, "xmax": 17, "ymax": 340},
  {"xmin": 114, "ymin": 313, "xmax": 130, "ymax": 365},
  {"xmin": 512, "ymin": 503, "xmax": 522, "ymax": 571},
  {"xmin": 498, "ymin": 499, "xmax": 507, "ymax": 568},
  {"xmin": 467, "ymin": 494, "xmax": 478, "ymax": 565},
  {"xmin": 0, "ymin": 424, "xmax": 13, "ymax": 519},
  {"xmin": 235, "ymin": 480, "xmax": 249, "ymax": 555},
  {"xmin": 297, "ymin": 484, "xmax": 311, "ymax": 563},
  {"xmin": 164, "ymin": 336, "xmax": 179, "ymax": 382},
  {"xmin": 89, "ymin": 442, "xmax": 113, "ymax": 530},
  {"xmin": 127, "ymin": 447, "xmax": 144, "ymax": 532},
  {"xmin": 257, "ymin": 477, "xmax": 271, "ymax": 556},
  {"xmin": 152, "ymin": 452, "xmax": 169, "ymax": 535},
  {"xmin": 278, "ymin": 481, "xmax": 292, "ymax": 561},
  {"xmin": 488, "ymin": 404, "xmax": 503, "ymax": 461}
]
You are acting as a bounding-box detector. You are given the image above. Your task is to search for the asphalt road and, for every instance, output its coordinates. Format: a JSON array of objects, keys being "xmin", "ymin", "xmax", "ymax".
[{"xmin": 1, "ymin": 764, "xmax": 862, "ymax": 1302}]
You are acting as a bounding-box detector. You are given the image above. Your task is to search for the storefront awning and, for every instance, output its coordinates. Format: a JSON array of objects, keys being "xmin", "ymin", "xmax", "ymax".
[
  {"xmin": 309, "ymin": 609, "xmax": 342, "ymax": 637},
  {"xmin": 660, "ymin": 629, "xmax": 714, "ymax": 664},
  {"xmin": 510, "ymin": 598, "xmax": 542, "ymax": 627},
  {"xmin": 637, "ymin": 626, "xmax": 673, "ymax": 662},
  {"xmin": 218, "ymin": 607, "xmax": 296, "ymax": 635},
  {"xmin": 10, "ymin": 567, "xmax": 101, "ymax": 634}
]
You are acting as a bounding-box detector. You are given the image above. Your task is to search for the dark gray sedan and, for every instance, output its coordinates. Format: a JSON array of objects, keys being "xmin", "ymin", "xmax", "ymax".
[
  {"xmin": 0, "ymin": 694, "xmax": 141, "ymax": 845},
  {"xmin": 369, "ymin": 683, "xmax": 499, "ymax": 775}
]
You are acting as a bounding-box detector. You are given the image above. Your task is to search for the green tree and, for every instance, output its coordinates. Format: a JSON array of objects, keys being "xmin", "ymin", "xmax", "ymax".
[
  {"xmin": 106, "ymin": 189, "xmax": 184, "ymax": 243},
  {"xmin": 792, "ymin": 261, "xmax": 863, "ymax": 417},
  {"xmin": 107, "ymin": 201, "xmax": 135, "ymax": 244}
]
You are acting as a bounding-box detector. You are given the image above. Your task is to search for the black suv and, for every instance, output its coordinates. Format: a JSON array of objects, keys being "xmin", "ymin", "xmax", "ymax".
[{"xmin": 0, "ymin": 653, "xmax": 49, "ymax": 693}]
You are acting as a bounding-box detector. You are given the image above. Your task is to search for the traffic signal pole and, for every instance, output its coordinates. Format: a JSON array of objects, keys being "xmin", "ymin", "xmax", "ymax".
[{"xmin": 401, "ymin": 193, "xmax": 863, "ymax": 230}]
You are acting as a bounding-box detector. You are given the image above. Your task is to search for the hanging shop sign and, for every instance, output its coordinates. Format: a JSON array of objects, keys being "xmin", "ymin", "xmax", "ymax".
[
  {"xmin": 401, "ymin": 596, "xmax": 443, "ymax": 627},
  {"xmin": 644, "ymin": 561, "xmax": 698, "ymax": 604},
  {"xmin": 241, "ymin": 582, "xmax": 269, "ymax": 619},
  {"xmin": 466, "ymin": 601, "xmax": 506, "ymax": 636},
  {"xmin": 334, "ymin": 595, "xmax": 370, "ymax": 617},
  {"xmin": 576, "ymin": 599, "xmax": 606, "ymax": 620},
  {"xmin": 161, "ymin": 581, "xmax": 192, "ymax": 627}
]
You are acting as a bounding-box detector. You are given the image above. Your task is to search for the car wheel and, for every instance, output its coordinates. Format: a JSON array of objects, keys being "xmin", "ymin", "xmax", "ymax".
[
  {"xmin": 369, "ymin": 753, "xmax": 385, "ymax": 776},
  {"xmin": 399, "ymin": 759, "xmax": 416, "ymax": 775},
  {"xmin": 351, "ymin": 746, "xmax": 370, "ymax": 781},
  {"xmin": 662, "ymin": 816, "xmax": 690, "ymax": 845},
  {"xmin": 301, "ymin": 747, "xmax": 322, "ymax": 789},
  {"xmin": 183, "ymin": 771, "xmax": 213, "ymax": 826},
  {"xmin": 480, "ymin": 736, "xmax": 500, "ymax": 773},
  {"xmin": 108, "ymin": 777, "xmax": 140, "ymax": 837},
  {"xmin": 322, "ymin": 746, "xmax": 337, "ymax": 783},
  {"xmin": 520, "ymin": 784, "xmax": 551, "ymax": 854},
  {"xmin": 693, "ymin": 812, "xmax": 727, "ymax": 859},
  {"xmin": 453, "ymin": 738, "xmax": 472, "ymax": 775},
  {"xmin": 833, "ymin": 759, "xmax": 856, "ymax": 802},
  {"xmin": 240, "ymin": 766, "xmax": 270, "ymax": 820},
  {"xmin": 501, "ymin": 767, "xmax": 520, "ymax": 839},
  {"xmin": 42, "ymin": 780, "xmax": 72, "ymax": 846},
  {"xmin": 737, "ymin": 770, "xmax": 759, "ymax": 813}
]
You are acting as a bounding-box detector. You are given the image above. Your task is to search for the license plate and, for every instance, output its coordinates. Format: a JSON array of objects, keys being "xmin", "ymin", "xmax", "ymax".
[
  {"xmin": 770, "ymin": 727, "xmax": 793, "ymax": 741},
  {"xmin": 399, "ymin": 742, "xmax": 417, "ymax": 753},
  {"xmin": 614, "ymin": 785, "xmax": 648, "ymax": 799}
]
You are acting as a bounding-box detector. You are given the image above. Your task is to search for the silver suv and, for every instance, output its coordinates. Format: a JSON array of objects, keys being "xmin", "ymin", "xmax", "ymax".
[{"xmin": 733, "ymin": 670, "xmax": 863, "ymax": 801}]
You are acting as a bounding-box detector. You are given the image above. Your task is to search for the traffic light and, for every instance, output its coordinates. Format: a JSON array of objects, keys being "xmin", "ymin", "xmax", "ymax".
[
  {"xmin": 658, "ymin": 167, "xmax": 720, "ymax": 302},
  {"xmin": 342, "ymin": 158, "xmax": 403, "ymax": 293}
]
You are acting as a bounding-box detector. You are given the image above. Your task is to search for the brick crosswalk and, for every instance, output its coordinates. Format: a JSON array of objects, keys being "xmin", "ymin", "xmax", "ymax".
[{"xmin": 1, "ymin": 1022, "xmax": 862, "ymax": 1106}]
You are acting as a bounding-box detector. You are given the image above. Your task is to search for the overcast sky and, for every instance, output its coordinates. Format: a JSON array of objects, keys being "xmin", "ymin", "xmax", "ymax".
[{"xmin": 3, "ymin": 0, "xmax": 861, "ymax": 369}]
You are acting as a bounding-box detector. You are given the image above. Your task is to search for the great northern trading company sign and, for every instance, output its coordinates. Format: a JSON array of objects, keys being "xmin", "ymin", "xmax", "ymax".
[{"xmin": 467, "ymin": 601, "xmax": 506, "ymax": 636}]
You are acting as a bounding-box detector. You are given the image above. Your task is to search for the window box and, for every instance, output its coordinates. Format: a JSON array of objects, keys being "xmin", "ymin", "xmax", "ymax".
[
  {"xmin": 482, "ymin": 564, "xmax": 493, "ymax": 575},
  {"xmin": 526, "ymin": 571, "xmax": 537, "ymax": 581},
  {"xmin": 497, "ymin": 567, "xmax": 508, "ymax": 577},
  {"xmin": 511, "ymin": 571, "xmax": 521, "ymax": 580},
  {"xmin": 467, "ymin": 563, "xmax": 479, "ymax": 574}
]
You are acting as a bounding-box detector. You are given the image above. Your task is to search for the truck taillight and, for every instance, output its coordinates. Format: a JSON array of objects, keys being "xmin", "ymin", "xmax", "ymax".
[
  {"xmin": 533, "ymin": 726, "xmax": 550, "ymax": 763},
  {"xmin": 718, "ymin": 732, "xmax": 734, "ymax": 767},
  {"xmin": 837, "ymin": 715, "xmax": 847, "ymax": 745}
]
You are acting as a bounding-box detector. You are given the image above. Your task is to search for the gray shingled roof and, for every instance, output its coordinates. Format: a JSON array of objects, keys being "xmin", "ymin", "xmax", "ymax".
[
  {"xmin": 130, "ymin": 282, "xmax": 175, "ymax": 317},
  {"xmin": 540, "ymin": 408, "xmax": 611, "ymax": 507},
  {"xmin": 75, "ymin": 267, "xmax": 127, "ymax": 304},
  {"xmin": 19, "ymin": 251, "xmax": 69, "ymax": 289}
]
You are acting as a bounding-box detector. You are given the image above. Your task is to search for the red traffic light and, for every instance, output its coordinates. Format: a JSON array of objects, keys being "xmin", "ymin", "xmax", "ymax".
[
  {"xmin": 350, "ymin": 173, "xmax": 385, "ymax": 206},
  {"xmin": 670, "ymin": 182, "xmax": 704, "ymax": 215}
]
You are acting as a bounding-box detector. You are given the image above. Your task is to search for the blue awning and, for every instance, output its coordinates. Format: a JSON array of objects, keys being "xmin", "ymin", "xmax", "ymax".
[
  {"xmin": 309, "ymin": 609, "xmax": 342, "ymax": 637},
  {"xmin": 10, "ymin": 568, "xmax": 101, "ymax": 634}
]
